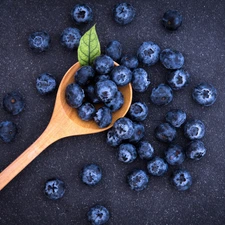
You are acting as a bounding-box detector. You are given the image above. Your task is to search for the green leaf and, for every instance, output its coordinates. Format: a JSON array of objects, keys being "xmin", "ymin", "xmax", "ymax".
[{"xmin": 78, "ymin": 24, "xmax": 101, "ymax": 66}]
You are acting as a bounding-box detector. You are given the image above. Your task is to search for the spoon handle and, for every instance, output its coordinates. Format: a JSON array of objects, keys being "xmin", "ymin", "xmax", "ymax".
[{"xmin": 0, "ymin": 123, "xmax": 61, "ymax": 191}]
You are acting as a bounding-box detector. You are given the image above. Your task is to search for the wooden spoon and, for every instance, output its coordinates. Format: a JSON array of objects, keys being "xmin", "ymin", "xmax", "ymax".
[{"xmin": 0, "ymin": 62, "xmax": 132, "ymax": 190}]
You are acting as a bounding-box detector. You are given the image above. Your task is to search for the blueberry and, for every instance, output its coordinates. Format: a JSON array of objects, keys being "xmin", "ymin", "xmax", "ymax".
[
  {"xmin": 137, "ymin": 41, "xmax": 161, "ymax": 66},
  {"xmin": 84, "ymin": 84, "xmax": 101, "ymax": 104},
  {"xmin": 155, "ymin": 122, "xmax": 177, "ymax": 143},
  {"xmin": 65, "ymin": 83, "xmax": 85, "ymax": 108},
  {"xmin": 160, "ymin": 49, "xmax": 184, "ymax": 70},
  {"xmin": 87, "ymin": 205, "xmax": 110, "ymax": 225},
  {"xmin": 162, "ymin": 10, "xmax": 183, "ymax": 30},
  {"xmin": 36, "ymin": 73, "xmax": 57, "ymax": 95},
  {"xmin": 3, "ymin": 91, "xmax": 25, "ymax": 115},
  {"xmin": 192, "ymin": 83, "xmax": 217, "ymax": 106},
  {"xmin": 147, "ymin": 157, "xmax": 168, "ymax": 176},
  {"xmin": 75, "ymin": 66, "xmax": 95, "ymax": 86},
  {"xmin": 93, "ymin": 55, "xmax": 114, "ymax": 75},
  {"xmin": 95, "ymin": 80, "xmax": 118, "ymax": 103},
  {"xmin": 94, "ymin": 74, "xmax": 110, "ymax": 83},
  {"xmin": 0, "ymin": 121, "xmax": 17, "ymax": 143},
  {"xmin": 113, "ymin": 117, "xmax": 134, "ymax": 140},
  {"xmin": 127, "ymin": 169, "xmax": 149, "ymax": 191},
  {"xmin": 132, "ymin": 68, "xmax": 150, "ymax": 93},
  {"xmin": 60, "ymin": 27, "xmax": 81, "ymax": 50},
  {"xmin": 105, "ymin": 40, "xmax": 122, "ymax": 61},
  {"xmin": 94, "ymin": 106, "xmax": 112, "ymax": 128},
  {"xmin": 137, "ymin": 141, "xmax": 154, "ymax": 160},
  {"xmin": 171, "ymin": 169, "xmax": 192, "ymax": 191},
  {"xmin": 110, "ymin": 65, "xmax": 132, "ymax": 86},
  {"xmin": 186, "ymin": 140, "xmax": 206, "ymax": 160},
  {"xmin": 71, "ymin": 4, "xmax": 93, "ymax": 25},
  {"xmin": 78, "ymin": 102, "xmax": 96, "ymax": 121},
  {"xmin": 118, "ymin": 143, "xmax": 137, "ymax": 163},
  {"xmin": 113, "ymin": 2, "xmax": 136, "ymax": 25},
  {"xmin": 166, "ymin": 69, "xmax": 190, "ymax": 90},
  {"xmin": 165, "ymin": 109, "xmax": 186, "ymax": 128},
  {"xmin": 44, "ymin": 178, "xmax": 65, "ymax": 200},
  {"xmin": 128, "ymin": 101, "xmax": 148, "ymax": 122},
  {"xmin": 120, "ymin": 54, "xmax": 139, "ymax": 69},
  {"xmin": 184, "ymin": 119, "xmax": 205, "ymax": 140},
  {"xmin": 81, "ymin": 164, "xmax": 102, "ymax": 186},
  {"xmin": 128, "ymin": 122, "xmax": 145, "ymax": 143},
  {"xmin": 150, "ymin": 84, "xmax": 173, "ymax": 106},
  {"xmin": 165, "ymin": 144, "xmax": 185, "ymax": 165},
  {"xmin": 104, "ymin": 91, "xmax": 124, "ymax": 112},
  {"xmin": 106, "ymin": 128, "xmax": 122, "ymax": 147},
  {"xmin": 28, "ymin": 31, "xmax": 50, "ymax": 52}
]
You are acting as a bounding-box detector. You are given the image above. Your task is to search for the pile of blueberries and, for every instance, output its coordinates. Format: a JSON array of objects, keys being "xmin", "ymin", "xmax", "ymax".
[
  {"xmin": 65, "ymin": 55, "xmax": 126, "ymax": 128},
  {"xmin": 0, "ymin": 3, "xmax": 218, "ymax": 225}
]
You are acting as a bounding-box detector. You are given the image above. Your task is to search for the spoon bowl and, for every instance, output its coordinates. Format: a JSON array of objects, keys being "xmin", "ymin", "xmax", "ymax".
[
  {"xmin": 0, "ymin": 62, "xmax": 132, "ymax": 190},
  {"xmin": 57, "ymin": 62, "xmax": 132, "ymax": 134}
]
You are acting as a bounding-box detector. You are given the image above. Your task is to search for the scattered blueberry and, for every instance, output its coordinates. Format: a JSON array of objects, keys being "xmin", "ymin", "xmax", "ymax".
[
  {"xmin": 166, "ymin": 69, "xmax": 190, "ymax": 90},
  {"xmin": 131, "ymin": 68, "xmax": 150, "ymax": 93},
  {"xmin": 87, "ymin": 205, "xmax": 110, "ymax": 225},
  {"xmin": 78, "ymin": 102, "xmax": 96, "ymax": 121},
  {"xmin": 120, "ymin": 55, "xmax": 139, "ymax": 69},
  {"xmin": 104, "ymin": 91, "xmax": 124, "ymax": 112},
  {"xmin": 137, "ymin": 41, "xmax": 161, "ymax": 66},
  {"xmin": 84, "ymin": 84, "xmax": 101, "ymax": 104},
  {"xmin": 137, "ymin": 141, "xmax": 154, "ymax": 160},
  {"xmin": 65, "ymin": 83, "xmax": 85, "ymax": 108},
  {"xmin": 105, "ymin": 40, "xmax": 122, "ymax": 61},
  {"xmin": 165, "ymin": 109, "xmax": 186, "ymax": 128},
  {"xmin": 94, "ymin": 106, "xmax": 112, "ymax": 128},
  {"xmin": 111, "ymin": 65, "xmax": 132, "ymax": 86},
  {"xmin": 162, "ymin": 10, "xmax": 183, "ymax": 30},
  {"xmin": 22, "ymin": 9, "xmax": 215, "ymax": 196},
  {"xmin": 36, "ymin": 73, "xmax": 57, "ymax": 95},
  {"xmin": 128, "ymin": 101, "xmax": 148, "ymax": 122},
  {"xmin": 192, "ymin": 83, "xmax": 217, "ymax": 106},
  {"xmin": 75, "ymin": 66, "xmax": 95, "ymax": 86},
  {"xmin": 171, "ymin": 169, "xmax": 192, "ymax": 191},
  {"xmin": 160, "ymin": 49, "xmax": 184, "ymax": 70},
  {"xmin": 3, "ymin": 91, "xmax": 25, "ymax": 115},
  {"xmin": 147, "ymin": 157, "xmax": 168, "ymax": 176},
  {"xmin": 127, "ymin": 169, "xmax": 149, "ymax": 191},
  {"xmin": 128, "ymin": 122, "xmax": 145, "ymax": 143},
  {"xmin": 184, "ymin": 119, "xmax": 205, "ymax": 140},
  {"xmin": 106, "ymin": 128, "xmax": 122, "ymax": 147},
  {"xmin": 71, "ymin": 4, "xmax": 93, "ymax": 25},
  {"xmin": 113, "ymin": 2, "xmax": 136, "ymax": 25},
  {"xmin": 150, "ymin": 84, "xmax": 173, "ymax": 106},
  {"xmin": 0, "ymin": 121, "xmax": 17, "ymax": 143},
  {"xmin": 93, "ymin": 55, "xmax": 114, "ymax": 75},
  {"xmin": 95, "ymin": 79, "xmax": 118, "ymax": 103},
  {"xmin": 81, "ymin": 164, "xmax": 102, "ymax": 186},
  {"xmin": 60, "ymin": 27, "xmax": 81, "ymax": 50},
  {"xmin": 155, "ymin": 122, "xmax": 177, "ymax": 143},
  {"xmin": 113, "ymin": 117, "xmax": 134, "ymax": 140},
  {"xmin": 44, "ymin": 178, "xmax": 65, "ymax": 200},
  {"xmin": 28, "ymin": 31, "xmax": 50, "ymax": 52},
  {"xmin": 118, "ymin": 143, "xmax": 137, "ymax": 163},
  {"xmin": 165, "ymin": 144, "xmax": 185, "ymax": 165},
  {"xmin": 186, "ymin": 140, "xmax": 206, "ymax": 160}
]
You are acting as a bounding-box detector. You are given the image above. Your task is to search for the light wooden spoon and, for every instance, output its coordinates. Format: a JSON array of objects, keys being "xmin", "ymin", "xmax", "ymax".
[{"xmin": 0, "ymin": 62, "xmax": 132, "ymax": 191}]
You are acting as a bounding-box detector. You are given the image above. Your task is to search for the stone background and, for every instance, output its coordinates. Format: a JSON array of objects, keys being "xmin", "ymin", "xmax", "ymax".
[{"xmin": 0, "ymin": 0, "xmax": 225, "ymax": 224}]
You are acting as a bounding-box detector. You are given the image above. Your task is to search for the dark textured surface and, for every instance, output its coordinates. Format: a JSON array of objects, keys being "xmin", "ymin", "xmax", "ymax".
[{"xmin": 0, "ymin": 0, "xmax": 225, "ymax": 224}]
